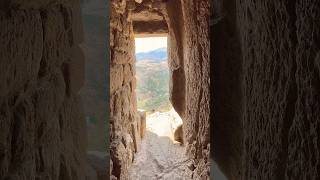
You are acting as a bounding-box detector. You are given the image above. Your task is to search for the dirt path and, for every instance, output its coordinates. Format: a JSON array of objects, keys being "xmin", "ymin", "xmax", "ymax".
[{"xmin": 128, "ymin": 111, "xmax": 193, "ymax": 180}]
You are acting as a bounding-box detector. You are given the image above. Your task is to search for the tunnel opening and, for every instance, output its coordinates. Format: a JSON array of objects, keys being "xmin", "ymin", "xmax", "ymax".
[
  {"xmin": 128, "ymin": 35, "xmax": 188, "ymax": 179},
  {"xmin": 135, "ymin": 36, "xmax": 171, "ymax": 114},
  {"xmin": 110, "ymin": 1, "xmax": 210, "ymax": 179}
]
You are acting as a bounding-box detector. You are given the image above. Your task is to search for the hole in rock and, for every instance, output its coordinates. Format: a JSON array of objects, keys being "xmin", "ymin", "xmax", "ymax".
[
  {"xmin": 135, "ymin": 36, "xmax": 181, "ymax": 141},
  {"xmin": 129, "ymin": 36, "xmax": 190, "ymax": 179}
]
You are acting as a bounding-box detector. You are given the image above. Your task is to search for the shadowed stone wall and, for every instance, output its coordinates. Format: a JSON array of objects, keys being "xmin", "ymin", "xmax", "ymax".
[
  {"xmin": 238, "ymin": 0, "xmax": 320, "ymax": 179},
  {"xmin": 0, "ymin": 0, "xmax": 87, "ymax": 179},
  {"xmin": 212, "ymin": 0, "xmax": 320, "ymax": 179}
]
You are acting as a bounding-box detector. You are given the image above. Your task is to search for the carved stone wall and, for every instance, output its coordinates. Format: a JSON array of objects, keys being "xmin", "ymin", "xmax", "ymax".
[
  {"xmin": 212, "ymin": 0, "xmax": 320, "ymax": 179},
  {"xmin": 0, "ymin": 0, "xmax": 87, "ymax": 179}
]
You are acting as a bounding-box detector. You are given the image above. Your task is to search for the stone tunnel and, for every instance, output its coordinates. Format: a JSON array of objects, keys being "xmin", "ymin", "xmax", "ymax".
[
  {"xmin": 110, "ymin": 0, "xmax": 210, "ymax": 179},
  {"xmin": 0, "ymin": 0, "xmax": 320, "ymax": 180}
]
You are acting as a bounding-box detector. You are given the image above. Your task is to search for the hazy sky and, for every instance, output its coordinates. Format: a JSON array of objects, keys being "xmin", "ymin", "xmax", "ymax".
[{"xmin": 135, "ymin": 37, "xmax": 167, "ymax": 53}]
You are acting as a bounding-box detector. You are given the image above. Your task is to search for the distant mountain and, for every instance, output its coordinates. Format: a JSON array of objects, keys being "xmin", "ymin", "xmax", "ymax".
[
  {"xmin": 136, "ymin": 47, "xmax": 167, "ymax": 62},
  {"xmin": 136, "ymin": 60, "xmax": 171, "ymax": 112}
]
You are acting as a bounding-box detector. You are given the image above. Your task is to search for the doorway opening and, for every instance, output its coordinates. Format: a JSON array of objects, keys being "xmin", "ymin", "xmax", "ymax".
[
  {"xmin": 134, "ymin": 36, "xmax": 182, "ymax": 142},
  {"xmin": 128, "ymin": 36, "xmax": 188, "ymax": 179},
  {"xmin": 134, "ymin": 36, "xmax": 183, "ymax": 140},
  {"xmin": 135, "ymin": 36, "xmax": 171, "ymax": 113}
]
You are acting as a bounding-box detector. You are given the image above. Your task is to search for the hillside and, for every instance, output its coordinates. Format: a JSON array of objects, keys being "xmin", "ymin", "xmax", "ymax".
[
  {"xmin": 135, "ymin": 48, "xmax": 171, "ymax": 112},
  {"xmin": 136, "ymin": 47, "xmax": 167, "ymax": 62}
]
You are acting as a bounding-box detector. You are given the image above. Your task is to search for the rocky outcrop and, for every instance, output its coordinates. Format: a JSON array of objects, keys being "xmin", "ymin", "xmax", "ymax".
[{"xmin": 0, "ymin": 0, "xmax": 87, "ymax": 179}]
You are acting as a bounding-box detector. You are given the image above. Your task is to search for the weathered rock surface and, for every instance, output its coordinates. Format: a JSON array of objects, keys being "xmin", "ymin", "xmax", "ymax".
[
  {"xmin": 173, "ymin": 124, "xmax": 183, "ymax": 144},
  {"xmin": 211, "ymin": 0, "xmax": 320, "ymax": 179},
  {"xmin": 0, "ymin": 1, "xmax": 87, "ymax": 179},
  {"xmin": 238, "ymin": 1, "xmax": 320, "ymax": 179},
  {"xmin": 139, "ymin": 111, "xmax": 146, "ymax": 138},
  {"xmin": 110, "ymin": 0, "xmax": 139, "ymax": 178},
  {"xmin": 178, "ymin": 1, "xmax": 210, "ymax": 178}
]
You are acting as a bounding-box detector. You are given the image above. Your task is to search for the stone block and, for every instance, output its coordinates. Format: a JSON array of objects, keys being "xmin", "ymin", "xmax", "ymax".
[
  {"xmin": 138, "ymin": 111, "xmax": 146, "ymax": 138},
  {"xmin": 136, "ymin": 114, "xmax": 141, "ymax": 139}
]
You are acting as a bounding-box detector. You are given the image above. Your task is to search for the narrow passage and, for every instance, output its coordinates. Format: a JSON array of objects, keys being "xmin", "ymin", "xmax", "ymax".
[{"xmin": 128, "ymin": 110, "xmax": 193, "ymax": 180}]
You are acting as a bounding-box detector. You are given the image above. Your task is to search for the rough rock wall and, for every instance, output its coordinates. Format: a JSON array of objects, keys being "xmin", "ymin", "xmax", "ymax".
[
  {"xmin": 163, "ymin": 0, "xmax": 210, "ymax": 178},
  {"xmin": 110, "ymin": 1, "xmax": 138, "ymax": 179},
  {"xmin": 236, "ymin": 0, "xmax": 320, "ymax": 179},
  {"xmin": 164, "ymin": 0, "xmax": 186, "ymax": 119},
  {"xmin": 181, "ymin": 1, "xmax": 210, "ymax": 178},
  {"xmin": 210, "ymin": 0, "xmax": 243, "ymax": 179},
  {"xmin": 0, "ymin": 0, "xmax": 87, "ymax": 179}
]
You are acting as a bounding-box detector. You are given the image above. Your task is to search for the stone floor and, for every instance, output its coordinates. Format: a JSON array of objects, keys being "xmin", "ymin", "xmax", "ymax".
[{"xmin": 128, "ymin": 111, "xmax": 193, "ymax": 180}]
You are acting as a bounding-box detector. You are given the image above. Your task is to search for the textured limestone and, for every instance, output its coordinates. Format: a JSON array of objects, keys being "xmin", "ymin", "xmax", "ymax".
[
  {"xmin": 211, "ymin": 0, "xmax": 320, "ymax": 179},
  {"xmin": 180, "ymin": 1, "xmax": 210, "ymax": 178},
  {"xmin": 139, "ymin": 111, "xmax": 146, "ymax": 138},
  {"xmin": 0, "ymin": 1, "xmax": 87, "ymax": 179},
  {"xmin": 131, "ymin": 1, "xmax": 168, "ymax": 36},
  {"xmin": 110, "ymin": 0, "xmax": 138, "ymax": 179},
  {"xmin": 133, "ymin": 21, "xmax": 168, "ymax": 36},
  {"xmin": 236, "ymin": 0, "xmax": 320, "ymax": 179},
  {"xmin": 173, "ymin": 124, "xmax": 183, "ymax": 144},
  {"xmin": 163, "ymin": 0, "xmax": 186, "ymax": 119}
]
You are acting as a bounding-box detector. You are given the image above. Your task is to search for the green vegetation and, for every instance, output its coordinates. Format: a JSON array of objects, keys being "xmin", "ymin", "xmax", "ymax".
[{"xmin": 136, "ymin": 60, "xmax": 172, "ymax": 112}]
